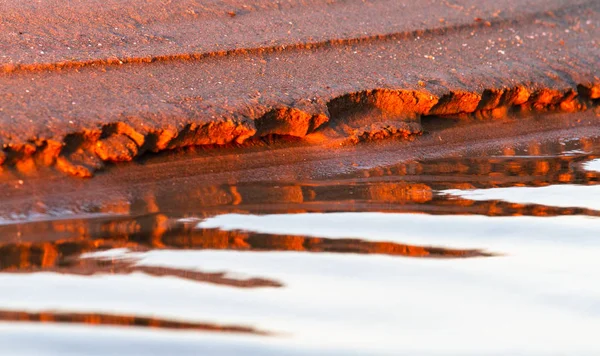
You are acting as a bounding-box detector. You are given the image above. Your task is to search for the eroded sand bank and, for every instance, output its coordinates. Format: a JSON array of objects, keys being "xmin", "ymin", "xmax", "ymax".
[{"xmin": 0, "ymin": 0, "xmax": 599, "ymax": 176}]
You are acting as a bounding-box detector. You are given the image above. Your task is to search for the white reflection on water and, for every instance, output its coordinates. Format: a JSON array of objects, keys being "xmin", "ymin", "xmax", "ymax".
[
  {"xmin": 0, "ymin": 323, "xmax": 320, "ymax": 356},
  {"xmin": 584, "ymin": 158, "xmax": 600, "ymax": 173},
  {"xmin": 1, "ymin": 213, "xmax": 600, "ymax": 355},
  {"xmin": 197, "ymin": 213, "xmax": 600, "ymax": 249},
  {"xmin": 441, "ymin": 185, "xmax": 600, "ymax": 211}
]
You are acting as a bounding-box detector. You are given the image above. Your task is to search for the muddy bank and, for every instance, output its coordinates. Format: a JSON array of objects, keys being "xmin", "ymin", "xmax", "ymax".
[
  {"xmin": 0, "ymin": 0, "xmax": 599, "ymax": 176},
  {"xmin": 0, "ymin": 112, "xmax": 599, "ymax": 226}
]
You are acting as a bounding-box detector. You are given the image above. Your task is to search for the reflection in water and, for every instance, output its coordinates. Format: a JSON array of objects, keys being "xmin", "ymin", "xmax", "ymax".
[
  {"xmin": 442, "ymin": 184, "xmax": 600, "ymax": 211},
  {"xmin": 1, "ymin": 136, "xmax": 600, "ymax": 355},
  {"xmin": 0, "ymin": 241, "xmax": 283, "ymax": 288},
  {"xmin": 171, "ymin": 148, "xmax": 575, "ymax": 216},
  {"xmin": 0, "ymin": 214, "xmax": 491, "ymax": 276},
  {"xmin": 1, "ymin": 137, "xmax": 600, "ymax": 225},
  {"xmin": 584, "ymin": 158, "xmax": 600, "ymax": 173},
  {"xmin": 196, "ymin": 212, "xmax": 600, "ymax": 252},
  {"xmin": 135, "ymin": 143, "xmax": 600, "ymax": 218},
  {"xmin": 0, "ymin": 310, "xmax": 272, "ymax": 335},
  {"xmin": 0, "ymin": 214, "xmax": 492, "ymax": 334}
]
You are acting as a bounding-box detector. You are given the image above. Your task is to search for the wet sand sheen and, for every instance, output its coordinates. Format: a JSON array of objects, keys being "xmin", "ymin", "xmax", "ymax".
[{"xmin": 1, "ymin": 115, "xmax": 600, "ymax": 223}]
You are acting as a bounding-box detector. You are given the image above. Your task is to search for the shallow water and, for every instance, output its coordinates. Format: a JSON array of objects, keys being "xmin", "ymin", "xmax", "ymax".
[{"xmin": 1, "ymin": 136, "xmax": 600, "ymax": 355}]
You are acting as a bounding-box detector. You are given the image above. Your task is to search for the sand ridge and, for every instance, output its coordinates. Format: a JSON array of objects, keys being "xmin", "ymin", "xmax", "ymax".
[{"xmin": 0, "ymin": 0, "xmax": 598, "ymax": 176}]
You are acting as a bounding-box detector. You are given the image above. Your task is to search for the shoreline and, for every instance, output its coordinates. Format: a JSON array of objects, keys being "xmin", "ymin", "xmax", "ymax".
[{"xmin": 1, "ymin": 109, "xmax": 598, "ymax": 224}]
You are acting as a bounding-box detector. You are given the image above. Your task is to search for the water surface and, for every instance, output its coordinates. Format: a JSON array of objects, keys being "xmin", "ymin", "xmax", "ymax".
[{"xmin": 1, "ymin": 136, "xmax": 600, "ymax": 355}]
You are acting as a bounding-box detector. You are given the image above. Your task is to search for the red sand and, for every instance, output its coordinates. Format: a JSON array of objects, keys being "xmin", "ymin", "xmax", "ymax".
[{"xmin": 0, "ymin": 0, "xmax": 598, "ymax": 176}]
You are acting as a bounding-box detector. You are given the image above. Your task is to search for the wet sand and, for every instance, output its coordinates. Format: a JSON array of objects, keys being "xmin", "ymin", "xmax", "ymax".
[
  {"xmin": 0, "ymin": 0, "xmax": 599, "ymax": 176},
  {"xmin": 1, "ymin": 109, "xmax": 598, "ymax": 218}
]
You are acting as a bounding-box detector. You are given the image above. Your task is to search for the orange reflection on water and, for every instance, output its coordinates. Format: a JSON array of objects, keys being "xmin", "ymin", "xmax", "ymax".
[
  {"xmin": 0, "ymin": 215, "xmax": 492, "ymax": 277},
  {"xmin": 0, "ymin": 309, "xmax": 273, "ymax": 335}
]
